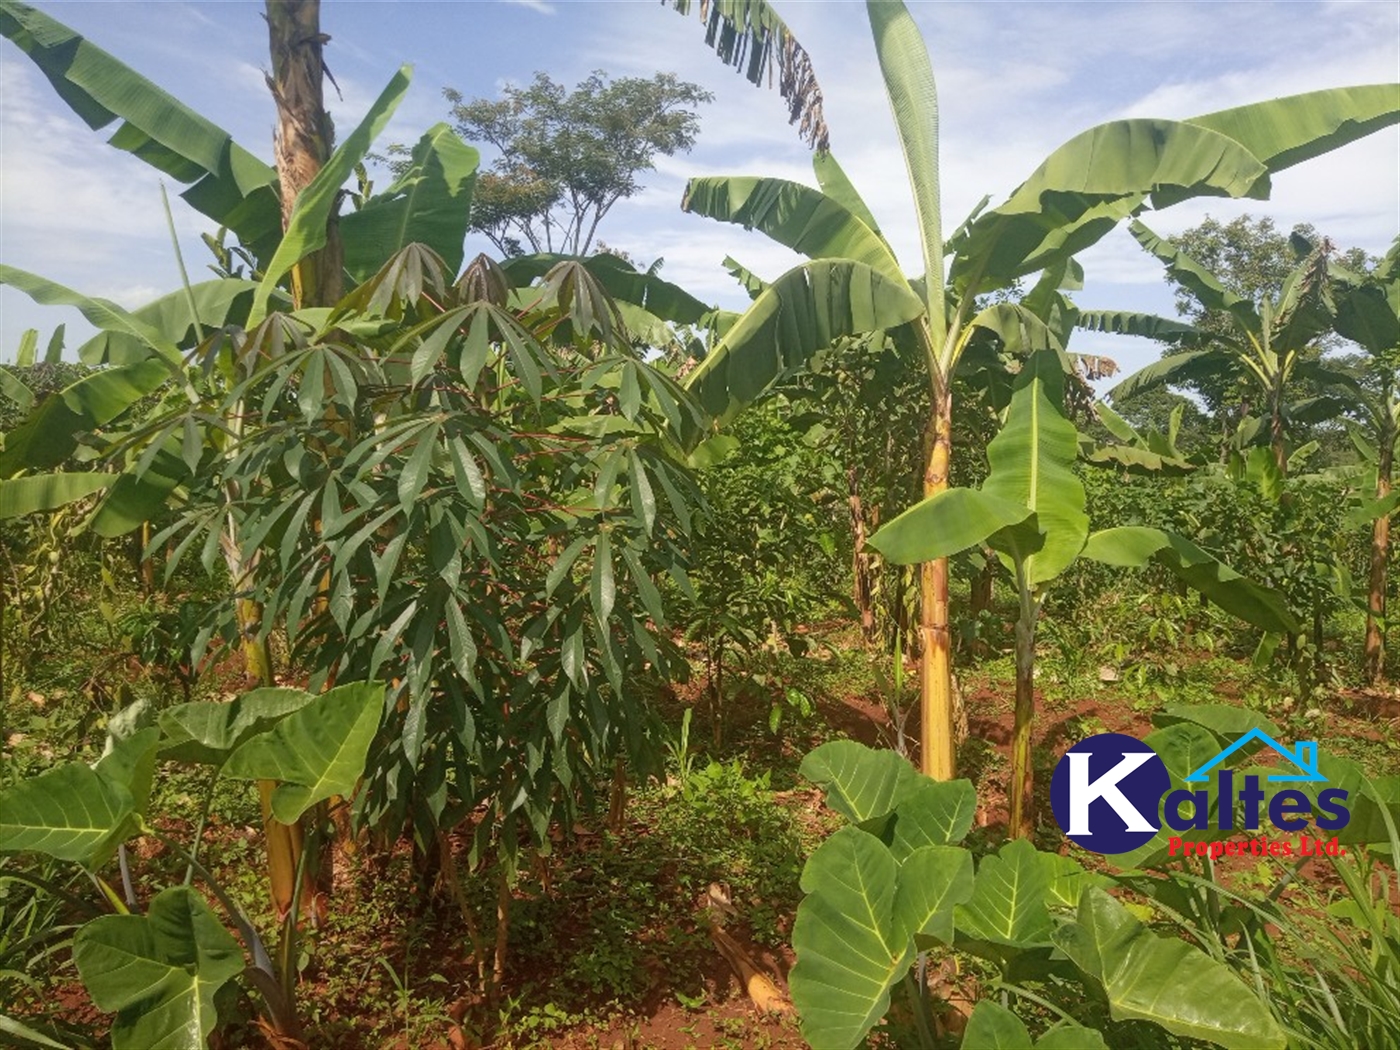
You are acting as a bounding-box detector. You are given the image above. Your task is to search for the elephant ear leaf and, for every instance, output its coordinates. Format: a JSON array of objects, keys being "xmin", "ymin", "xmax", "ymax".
[
  {"xmin": 1083, "ymin": 527, "xmax": 1299, "ymax": 634},
  {"xmin": 790, "ymin": 826, "xmax": 911, "ymax": 1050},
  {"xmin": 799, "ymin": 739, "xmax": 919, "ymax": 823},
  {"xmin": 73, "ymin": 886, "xmax": 243, "ymax": 1050},
  {"xmin": 0, "ymin": 761, "xmax": 136, "ymax": 867},
  {"xmin": 159, "ymin": 687, "xmax": 318, "ymax": 766},
  {"xmin": 221, "ymin": 681, "xmax": 384, "ymax": 822},
  {"xmin": 1054, "ymin": 888, "xmax": 1286, "ymax": 1050},
  {"xmin": 954, "ymin": 838, "xmax": 1053, "ymax": 948}
]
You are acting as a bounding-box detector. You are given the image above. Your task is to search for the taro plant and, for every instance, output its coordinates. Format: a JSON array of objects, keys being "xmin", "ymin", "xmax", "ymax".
[
  {"xmin": 0, "ymin": 680, "xmax": 385, "ymax": 1048},
  {"xmin": 869, "ymin": 350, "xmax": 1299, "ymax": 837},
  {"xmin": 789, "ymin": 737, "xmax": 1291, "ymax": 1050}
]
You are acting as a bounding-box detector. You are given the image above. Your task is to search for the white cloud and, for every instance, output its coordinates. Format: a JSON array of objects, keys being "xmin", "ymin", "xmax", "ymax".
[
  {"xmin": 3, "ymin": 0, "xmax": 1396, "ymax": 359},
  {"xmin": 504, "ymin": 0, "xmax": 557, "ymax": 13}
]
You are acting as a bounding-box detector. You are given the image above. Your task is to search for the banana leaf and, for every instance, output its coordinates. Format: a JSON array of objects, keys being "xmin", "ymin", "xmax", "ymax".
[
  {"xmin": 0, "ymin": 0, "xmax": 282, "ymax": 260},
  {"xmin": 683, "ymin": 259, "xmax": 925, "ymax": 420},
  {"xmin": 341, "ymin": 123, "xmax": 480, "ymax": 285},
  {"xmin": 682, "ymin": 175, "xmax": 904, "ymax": 284}
]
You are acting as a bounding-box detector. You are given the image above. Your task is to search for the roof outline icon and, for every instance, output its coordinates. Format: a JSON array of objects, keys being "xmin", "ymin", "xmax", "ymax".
[{"xmin": 1182, "ymin": 728, "xmax": 1326, "ymax": 783}]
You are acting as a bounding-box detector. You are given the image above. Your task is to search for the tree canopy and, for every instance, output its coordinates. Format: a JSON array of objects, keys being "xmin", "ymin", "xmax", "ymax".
[{"xmin": 446, "ymin": 70, "xmax": 713, "ymax": 258}]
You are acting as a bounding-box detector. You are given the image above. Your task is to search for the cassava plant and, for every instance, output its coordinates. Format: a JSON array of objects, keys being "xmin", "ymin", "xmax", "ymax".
[
  {"xmin": 868, "ymin": 349, "xmax": 1299, "ymax": 837},
  {"xmin": 147, "ymin": 246, "xmax": 704, "ymax": 1000}
]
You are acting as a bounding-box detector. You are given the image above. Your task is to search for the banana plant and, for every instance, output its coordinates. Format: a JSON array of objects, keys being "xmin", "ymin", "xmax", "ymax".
[
  {"xmin": 0, "ymin": 681, "xmax": 385, "ymax": 1048},
  {"xmin": 667, "ymin": 0, "xmax": 1399, "ymax": 780},
  {"xmin": 788, "ymin": 738, "xmax": 1289, "ymax": 1050},
  {"xmin": 1325, "ymin": 235, "xmax": 1400, "ymax": 681},
  {"xmin": 1092, "ymin": 221, "xmax": 1346, "ymax": 472},
  {"xmin": 868, "ymin": 350, "xmax": 1298, "ymax": 838}
]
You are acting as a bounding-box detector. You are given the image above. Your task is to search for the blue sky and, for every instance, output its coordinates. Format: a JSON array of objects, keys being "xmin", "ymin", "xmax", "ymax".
[{"xmin": 2, "ymin": 1, "xmax": 1398, "ymax": 378}]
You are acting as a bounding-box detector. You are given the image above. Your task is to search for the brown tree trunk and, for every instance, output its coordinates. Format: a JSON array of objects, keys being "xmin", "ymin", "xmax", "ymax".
[
  {"xmin": 265, "ymin": 0, "xmax": 342, "ymax": 308},
  {"xmin": 919, "ymin": 375, "xmax": 956, "ymax": 780},
  {"xmin": 1365, "ymin": 434, "xmax": 1394, "ymax": 683}
]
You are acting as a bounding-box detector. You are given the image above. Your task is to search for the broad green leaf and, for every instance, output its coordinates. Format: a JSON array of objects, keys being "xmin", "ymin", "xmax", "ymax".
[
  {"xmin": 982, "ymin": 349, "xmax": 1089, "ymax": 585},
  {"xmin": 888, "ymin": 778, "xmax": 978, "ymax": 859},
  {"xmin": 813, "ymin": 150, "xmax": 884, "ymax": 238},
  {"xmin": 93, "ymin": 727, "xmax": 160, "ymax": 820},
  {"xmin": 722, "ymin": 255, "xmax": 768, "ymax": 301},
  {"xmin": 89, "ymin": 441, "xmax": 189, "ymax": 538},
  {"xmin": 1083, "ymin": 527, "xmax": 1299, "ymax": 633},
  {"xmin": 76, "ymin": 279, "xmax": 263, "ymax": 366},
  {"xmin": 1054, "ymin": 888, "xmax": 1286, "ymax": 1049},
  {"xmin": 0, "ymin": 1, "xmax": 282, "ymax": 259},
  {"xmin": 0, "ymin": 358, "xmax": 171, "ymax": 475},
  {"xmin": 222, "ymin": 681, "xmax": 385, "ymax": 822},
  {"xmin": 0, "ymin": 266, "xmax": 181, "ymax": 365},
  {"xmin": 962, "ymin": 1004, "xmax": 1109, "ymax": 1049},
  {"xmin": 1187, "ymin": 83, "xmax": 1400, "ymax": 179},
  {"xmin": 950, "ymin": 120, "xmax": 1270, "ymax": 290},
  {"xmin": 0, "ymin": 472, "xmax": 111, "ymax": 519},
  {"xmin": 790, "ymin": 826, "xmax": 910, "ymax": 1050},
  {"xmin": 341, "ymin": 123, "xmax": 479, "ymax": 284},
  {"xmin": 1334, "ymin": 280, "xmax": 1400, "ymax": 354},
  {"xmin": 1039, "ymin": 851, "xmax": 1108, "ymax": 911},
  {"xmin": 962, "ymin": 1001, "xmax": 1032, "ymax": 1049},
  {"xmin": 867, "ymin": 488, "xmax": 1040, "ymax": 565},
  {"xmin": 73, "ymin": 887, "xmax": 243, "ymax": 1050},
  {"xmin": 1150, "ymin": 703, "xmax": 1281, "ymax": 748},
  {"xmin": 0, "ymin": 761, "xmax": 135, "ymax": 867},
  {"xmin": 866, "ymin": 0, "xmax": 942, "ymax": 321},
  {"xmin": 895, "ymin": 844, "xmax": 974, "ymax": 946},
  {"xmin": 1037, "ymin": 1026, "xmax": 1109, "ymax": 1050},
  {"xmin": 158, "ymin": 687, "xmax": 317, "ymax": 766},
  {"xmin": 682, "ymin": 175, "xmax": 904, "ymax": 284},
  {"xmin": 252, "ymin": 66, "xmax": 413, "ymax": 321},
  {"xmin": 0, "ymin": 364, "xmax": 34, "ymax": 411},
  {"xmin": 683, "ymin": 259, "xmax": 926, "ymax": 420},
  {"xmin": 799, "ymin": 739, "xmax": 918, "ymax": 823},
  {"xmin": 965, "ymin": 302, "xmax": 1065, "ymax": 355},
  {"xmin": 955, "ymin": 838, "xmax": 1053, "ymax": 947}
]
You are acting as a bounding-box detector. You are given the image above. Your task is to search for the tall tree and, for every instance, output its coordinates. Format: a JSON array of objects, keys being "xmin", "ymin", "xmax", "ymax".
[{"xmin": 447, "ymin": 71, "xmax": 712, "ymax": 257}]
